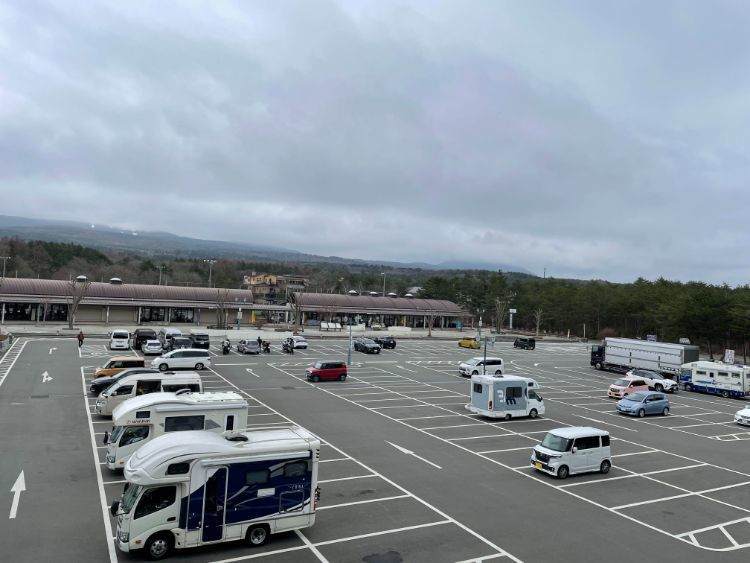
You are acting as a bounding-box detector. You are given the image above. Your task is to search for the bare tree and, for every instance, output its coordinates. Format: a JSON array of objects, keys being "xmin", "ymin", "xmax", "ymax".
[
  {"xmin": 534, "ymin": 308, "xmax": 543, "ymax": 336},
  {"xmin": 494, "ymin": 290, "xmax": 516, "ymax": 332},
  {"xmin": 67, "ymin": 277, "xmax": 91, "ymax": 329},
  {"xmin": 38, "ymin": 297, "xmax": 50, "ymax": 325},
  {"xmin": 289, "ymin": 293, "xmax": 304, "ymax": 328},
  {"xmin": 427, "ymin": 312, "xmax": 436, "ymax": 337},
  {"xmin": 214, "ymin": 289, "xmax": 230, "ymax": 329}
]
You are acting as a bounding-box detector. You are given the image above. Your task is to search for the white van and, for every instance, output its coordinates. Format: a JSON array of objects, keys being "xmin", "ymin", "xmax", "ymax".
[
  {"xmin": 150, "ymin": 349, "xmax": 211, "ymax": 372},
  {"xmin": 94, "ymin": 372, "xmax": 203, "ymax": 417},
  {"xmin": 110, "ymin": 329, "xmax": 131, "ymax": 351},
  {"xmin": 158, "ymin": 328, "xmax": 182, "ymax": 350},
  {"xmin": 458, "ymin": 356, "xmax": 504, "ymax": 377},
  {"xmin": 466, "ymin": 374, "xmax": 544, "ymax": 419},
  {"xmin": 113, "ymin": 426, "xmax": 321, "ymax": 559},
  {"xmin": 530, "ymin": 427, "xmax": 611, "ymax": 479},
  {"xmin": 104, "ymin": 391, "xmax": 248, "ymax": 470}
]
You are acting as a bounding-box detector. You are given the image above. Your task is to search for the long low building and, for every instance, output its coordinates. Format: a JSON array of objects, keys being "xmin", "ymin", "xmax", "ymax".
[
  {"xmin": 0, "ymin": 277, "xmax": 270, "ymax": 326},
  {"xmin": 291, "ymin": 292, "xmax": 470, "ymax": 328}
]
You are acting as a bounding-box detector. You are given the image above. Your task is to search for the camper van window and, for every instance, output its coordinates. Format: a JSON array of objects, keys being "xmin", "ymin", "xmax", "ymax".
[
  {"xmin": 245, "ymin": 470, "xmax": 269, "ymax": 486},
  {"xmin": 164, "ymin": 415, "xmax": 205, "ymax": 432},
  {"xmin": 134, "ymin": 486, "xmax": 176, "ymax": 520},
  {"xmin": 506, "ymin": 387, "xmax": 522, "ymax": 404},
  {"xmin": 136, "ymin": 380, "xmax": 161, "ymax": 395},
  {"xmin": 718, "ymin": 371, "xmax": 729, "ymax": 377},
  {"xmin": 226, "ymin": 415, "xmax": 234, "ymax": 431},
  {"xmin": 166, "ymin": 462, "xmax": 190, "ymax": 475},
  {"xmin": 135, "ymin": 410, "xmax": 150, "ymax": 419},
  {"xmin": 602, "ymin": 435, "xmax": 610, "ymax": 447},
  {"xmin": 114, "ymin": 385, "xmax": 133, "ymax": 396},
  {"xmin": 121, "ymin": 484, "xmax": 142, "ymax": 514},
  {"xmin": 120, "ymin": 426, "xmax": 149, "ymax": 447},
  {"xmin": 528, "ymin": 390, "xmax": 539, "ymax": 401},
  {"xmin": 473, "ymin": 383, "xmax": 483, "ymax": 393},
  {"xmin": 284, "ymin": 461, "xmax": 308, "ymax": 478},
  {"xmin": 109, "ymin": 426, "xmax": 124, "ymax": 444},
  {"xmin": 696, "ymin": 371, "xmax": 706, "ymax": 375},
  {"xmin": 732, "ymin": 373, "xmax": 741, "ymax": 379}
]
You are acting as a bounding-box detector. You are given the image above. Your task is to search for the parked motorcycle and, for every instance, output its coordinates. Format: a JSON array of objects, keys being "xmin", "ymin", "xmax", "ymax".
[
  {"xmin": 222, "ymin": 340, "xmax": 231, "ymax": 355},
  {"xmin": 262, "ymin": 341, "xmax": 271, "ymax": 354},
  {"xmin": 282, "ymin": 339, "xmax": 294, "ymax": 354}
]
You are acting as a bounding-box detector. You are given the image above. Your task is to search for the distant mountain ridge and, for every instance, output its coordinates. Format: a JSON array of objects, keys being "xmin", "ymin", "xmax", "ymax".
[{"xmin": 0, "ymin": 215, "xmax": 532, "ymax": 274}]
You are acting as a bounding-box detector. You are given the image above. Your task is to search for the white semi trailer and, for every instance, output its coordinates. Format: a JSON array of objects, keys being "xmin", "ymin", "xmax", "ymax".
[{"xmin": 590, "ymin": 337, "xmax": 700, "ymax": 378}]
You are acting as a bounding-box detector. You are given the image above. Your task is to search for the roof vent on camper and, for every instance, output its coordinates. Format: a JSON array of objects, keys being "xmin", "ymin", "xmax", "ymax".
[
  {"xmin": 75, "ymin": 275, "xmax": 88, "ymax": 283},
  {"xmin": 109, "ymin": 277, "xmax": 123, "ymax": 285},
  {"xmin": 175, "ymin": 388, "xmax": 192, "ymax": 396},
  {"xmin": 347, "ymin": 290, "xmax": 359, "ymax": 295},
  {"xmin": 224, "ymin": 432, "xmax": 249, "ymax": 442}
]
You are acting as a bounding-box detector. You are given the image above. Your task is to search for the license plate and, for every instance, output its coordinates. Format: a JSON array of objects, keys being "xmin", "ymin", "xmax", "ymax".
[{"xmin": 534, "ymin": 462, "xmax": 542, "ymax": 469}]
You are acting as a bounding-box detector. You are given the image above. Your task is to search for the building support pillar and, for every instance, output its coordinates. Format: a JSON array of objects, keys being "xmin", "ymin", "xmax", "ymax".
[{"xmin": 106, "ymin": 305, "xmax": 110, "ymax": 325}]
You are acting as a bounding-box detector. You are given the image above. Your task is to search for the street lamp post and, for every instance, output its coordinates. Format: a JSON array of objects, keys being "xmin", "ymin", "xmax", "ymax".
[
  {"xmin": 347, "ymin": 320, "xmax": 353, "ymax": 366},
  {"xmin": 203, "ymin": 259, "xmax": 217, "ymax": 287},
  {"xmin": 0, "ymin": 256, "xmax": 10, "ymax": 278},
  {"xmin": 381, "ymin": 272, "xmax": 386, "ymax": 297}
]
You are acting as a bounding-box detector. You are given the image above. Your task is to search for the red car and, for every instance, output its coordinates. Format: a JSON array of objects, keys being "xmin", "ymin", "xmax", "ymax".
[{"xmin": 306, "ymin": 361, "xmax": 347, "ymax": 382}]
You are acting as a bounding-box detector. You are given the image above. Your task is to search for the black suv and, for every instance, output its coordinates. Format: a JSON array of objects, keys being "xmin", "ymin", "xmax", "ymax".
[
  {"xmin": 513, "ymin": 337, "xmax": 536, "ymax": 350},
  {"xmin": 132, "ymin": 328, "xmax": 157, "ymax": 350},
  {"xmin": 189, "ymin": 332, "xmax": 210, "ymax": 349},
  {"xmin": 170, "ymin": 336, "xmax": 193, "ymax": 351},
  {"xmin": 89, "ymin": 368, "xmax": 161, "ymax": 395},
  {"xmin": 354, "ymin": 338, "xmax": 381, "ymax": 354},
  {"xmin": 373, "ymin": 336, "xmax": 396, "ymax": 349}
]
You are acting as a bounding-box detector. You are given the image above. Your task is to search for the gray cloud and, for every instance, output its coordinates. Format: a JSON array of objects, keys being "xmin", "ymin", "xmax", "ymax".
[{"xmin": 2, "ymin": 1, "xmax": 750, "ymax": 283}]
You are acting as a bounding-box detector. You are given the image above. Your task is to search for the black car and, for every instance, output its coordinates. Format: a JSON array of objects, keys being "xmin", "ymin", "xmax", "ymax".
[
  {"xmin": 88, "ymin": 367, "xmax": 161, "ymax": 395},
  {"xmin": 513, "ymin": 337, "xmax": 536, "ymax": 350},
  {"xmin": 354, "ymin": 338, "xmax": 381, "ymax": 354},
  {"xmin": 169, "ymin": 336, "xmax": 193, "ymax": 351},
  {"xmin": 189, "ymin": 331, "xmax": 210, "ymax": 349},
  {"xmin": 373, "ymin": 336, "xmax": 396, "ymax": 349},
  {"xmin": 132, "ymin": 328, "xmax": 157, "ymax": 350}
]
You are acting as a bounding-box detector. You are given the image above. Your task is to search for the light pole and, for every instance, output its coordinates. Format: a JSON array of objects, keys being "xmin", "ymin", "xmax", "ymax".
[
  {"xmin": 347, "ymin": 319, "xmax": 353, "ymax": 366},
  {"xmin": 0, "ymin": 256, "xmax": 9, "ymax": 278},
  {"xmin": 381, "ymin": 272, "xmax": 386, "ymax": 297},
  {"xmin": 203, "ymin": 259, "xmax": 217, "ymax": 287},
  {"xmin": 157, "ymin": 265, "xmax": 164, "ymax": 285}
]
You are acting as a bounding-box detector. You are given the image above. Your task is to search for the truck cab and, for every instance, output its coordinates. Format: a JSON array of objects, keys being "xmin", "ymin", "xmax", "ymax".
[{"xmin": 590, "ymin": 345, "xmax": 605, "ymax": 369}]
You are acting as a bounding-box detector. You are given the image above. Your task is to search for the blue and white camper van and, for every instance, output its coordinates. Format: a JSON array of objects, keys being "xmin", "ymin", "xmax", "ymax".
[
  {"xmin": 112, "ymin": 425, "xmax": 320, "ymax": 559},
  {"xmin": 680, "ymin": 361, "xmax": 750, "ymax": 398},
  {"xmin": 466, "ymin": 374, "xmax": 544, "ymax": 419}
]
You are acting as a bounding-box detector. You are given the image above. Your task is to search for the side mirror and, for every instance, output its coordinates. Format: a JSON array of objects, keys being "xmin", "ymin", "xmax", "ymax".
[
  {"xmin": 109, "ymin": 499, "xmax": 120, "ymax": 517},
  {"xmin": 571, "ymin": 447, "xmax": 578, "ymax": 454},
  {"xmin": 102, "ymin": 431, "xmax": 109, "ymax": 445}
]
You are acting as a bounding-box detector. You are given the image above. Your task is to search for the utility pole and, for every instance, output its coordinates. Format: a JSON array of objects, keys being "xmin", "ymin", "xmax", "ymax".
[
  {"xmin": 347, "ymin": 320, "xmax": 353, "ymax": 366},
  {"xmin": 157, "ymin": 265, "xmax": 164, "ymax": 285},
  {"xmin": 0, "ymin": 256, "xmax": 10, "ymax": 278},
  {"xmin": 204, "ymin": 259, "xmax": 217, "ymax": 287},
  {"xmin": 381, "ymin": 272, "xmax": 386, "ymax": 296}
]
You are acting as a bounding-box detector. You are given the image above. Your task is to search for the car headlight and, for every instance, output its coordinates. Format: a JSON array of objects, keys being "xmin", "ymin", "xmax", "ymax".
[{"xmin": 118, "ymin": 530, "xmax": 129, "ymax": 542}]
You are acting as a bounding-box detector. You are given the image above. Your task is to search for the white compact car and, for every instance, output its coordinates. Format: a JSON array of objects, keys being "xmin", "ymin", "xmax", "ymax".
[
  {"xmin": 141, "ymin": 339, "xmax": 163, "ymax": 355},
  {"xmin": 531, "ymin": 427, "xmax": 611, "ymax": 479},
  {"xmin": 625, "ymin": 369, "xmax": 678, "ymax": 393},
  {"xmin": 458, "ymin": 357, "xmax": 504, "ymax": 377},
  {"xmin": 150, "ymin": 349, "xmax": 211, "ymax": 371},
  {"xmin": 109, "ymin": 330, "xmax": 131, "ymax": 351},
  {"xmin": 735, "ymin": 407, "xmax": 750, "ymax": 426},
  {"xmin": 292, "ymin": 335, "xmax": 308, "ymax": 349}
]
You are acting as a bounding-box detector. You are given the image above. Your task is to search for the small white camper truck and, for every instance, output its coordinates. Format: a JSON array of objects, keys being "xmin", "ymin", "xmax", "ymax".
[
  {"xmin": 104, "ymin": 391, "xmax": 249, "ymax": 470},
  {"xmin": 113, "ymin": 426, "xmax": 320, "ymax": 560},
  {"xmin": 466, "ymin": 374, "xmax": 544, "ymax": 419}
]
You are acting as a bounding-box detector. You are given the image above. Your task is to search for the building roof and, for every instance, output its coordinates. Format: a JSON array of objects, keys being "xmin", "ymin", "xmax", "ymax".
[
  {"xmin": 0, "ymin": 277, "xmax": 257, "ymax": 308},
  {"xmin": 292, "ymin": 292, "xmax": 468, "ymax": 316}
]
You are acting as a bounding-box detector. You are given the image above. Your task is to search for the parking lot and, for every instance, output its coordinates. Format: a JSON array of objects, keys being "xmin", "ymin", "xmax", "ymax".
[{"xmin": 2, "ymin": 336, "xmax": 750, "ymax": 562}]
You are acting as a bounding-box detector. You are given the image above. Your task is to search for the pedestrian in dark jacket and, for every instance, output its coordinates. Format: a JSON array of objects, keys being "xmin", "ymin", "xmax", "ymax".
[{"xmin": 77, "ymin": 330, "xmax": 85, "ymax": 348}]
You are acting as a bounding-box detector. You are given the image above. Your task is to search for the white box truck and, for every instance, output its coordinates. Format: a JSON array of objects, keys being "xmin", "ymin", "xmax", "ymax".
[{"xmin": 590, "ymin": 337, "xmax": 699, "ymax": 378}]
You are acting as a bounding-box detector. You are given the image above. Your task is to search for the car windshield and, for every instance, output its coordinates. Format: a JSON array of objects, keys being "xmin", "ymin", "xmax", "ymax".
[
  {"xmin": 109, "ymin": 426, "xmax": 124, "ymax": 444},
  {"xmin": 193, "ymin": 335, "xmax": 209, "ymax": 340},
  {"xmin": 613, "ymin": 379, "xmax": 628, "ymax": 386},
  {"xmin": 120, "ymin": 484, "xmax": 142, "ymax": 513},
  {"xmin": 623, "ymin": 393, "xmax": 647, "ymax": 402},
  {"xmin": 313, "ymin": 361, "xmax": 323, "ymax": 369},
  {"xmin": 540, "ymin": 433, "xmax": 572, "ymax": 452},
  {"xmin": 467, "ymin": 358, "xmax": 480, "ymax": 365}
]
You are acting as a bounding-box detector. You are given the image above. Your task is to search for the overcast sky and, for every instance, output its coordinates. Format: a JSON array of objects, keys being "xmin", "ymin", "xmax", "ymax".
[{"xmin": 2, "ymin": 1, "xmax": 749, "ymax": 283}]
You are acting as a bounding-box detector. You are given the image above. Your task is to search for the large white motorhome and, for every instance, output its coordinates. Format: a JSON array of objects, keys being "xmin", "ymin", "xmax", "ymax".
[
  {"xmin": 679, "ymin": 361, "xmax": 750, "ymax": 399},
  {"xmin": 466, "ymin": 374, "xmax": 544, "ymax": 419},
  {"xmin": 104, "ymin": 391, "xmax": 249, "ymax": 470},
  {"xmin": 590, "ymin": 337, "xmax": 699, "ymax": 377},
  {"xmin": 112, "ymin": 426, "xmax": 320, "ymax": 560}
]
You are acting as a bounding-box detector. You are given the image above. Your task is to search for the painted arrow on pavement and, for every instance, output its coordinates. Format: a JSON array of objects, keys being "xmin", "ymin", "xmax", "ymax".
[
  {"xmin": 386, "ymin": 441, "xmax": 441, "ymax": 469},
  {"xmin": 41, "ymin": 371, "xmax": 53, "ymax": 383},
  {"xmin": 8, "ymin": 471, "xmax": 25, "ymax": 519}
]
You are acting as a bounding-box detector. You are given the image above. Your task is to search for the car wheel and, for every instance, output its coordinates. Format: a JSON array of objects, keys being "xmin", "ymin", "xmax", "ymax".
[
  {"xmin": 195, "ymin": 363, "xmax": 204, "ymax": 370},
  {"xmin": 600, "ymin": 460, "xmax": 611, "ymax": 474},
  {"xmin": 158, "ymin": 363, "xmax": 168, "ymax": 372},
  {"xmin": 339, "ymin": 374, "xmax": 346, "ymax": 381},
  {"xmin": 654, "ymin": 383, "xmax": 664, "ymax": 392},
  {"xmin": 637, "ymin": 408, "xmax": 645, "ymax": 418},
  {"xmin": 245, "ymin": 524, "xmax": 269, "ymax": 547},
  {"xmin": 144, "ymin": 532, "xmax": 173, "ymax": 560},
  {"xmin": 662, "ymin": 407, "xmax": 669, "ymax": 416},
  {"xmin": 722, "ymin": 390, "xmax": 729, "ymax": 398},
  {"xmin": 529, "ymin": 408, "xmax": 538, "ymax": 419},
  {"xmin": 557, "ymin": 465, "xmax": 569, "ymax": 479},
  {"xmin": 686, "ymin": 383, "xmax": 693, "ymax": 392},
  {"xmin": 595, "ymin": 362, "xmax": 602, "ymax": 370},
  {"xmin": 312, "ymin": 375, "xmax": 319, "ymax": 382}
]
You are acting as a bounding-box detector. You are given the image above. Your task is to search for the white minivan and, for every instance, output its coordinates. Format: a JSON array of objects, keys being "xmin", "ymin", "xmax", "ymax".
[
  {"xmin": 150, "ymin": 349, "xmax": 211, "ymax": 372},
  {"xmin": 94, "ymin": 372, "xmax": 203, "ymax": 416},
  {"xmin": 530, "ymin": 427, "xmax": 611, "ymax": 479},
  {"xmin": 104, "ymin": 391, "xmax": 248, "ymax": 470},
  {"xmin": 110, "ymin": 329, "xmax": 131, "ymax": 351}
]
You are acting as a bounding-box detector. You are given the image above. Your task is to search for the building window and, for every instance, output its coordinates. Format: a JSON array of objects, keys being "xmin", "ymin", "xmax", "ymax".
[
  {"xmin": 3, "ymin": 303, "xmax": 35, "ymax": 321},
  {"xmin": 170, "ymin": 308, "xmax": 194, "ymax": 323},
  {"xmin": 42, "ymin": 303, "xmax": 68, "ymax": 321},
  {"xmin": 141, "ymin": 307, "xmax": 166, "ymax": 322}
]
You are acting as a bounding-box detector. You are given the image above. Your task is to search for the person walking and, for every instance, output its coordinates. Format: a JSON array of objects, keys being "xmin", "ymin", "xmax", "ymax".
[
  {"xmin": 77, "ymin": 330, "xmax": 85, "ymax": 348},
  {"xmin": 257, "ymin": 336, "xmax": 262, "ymax": 348}
]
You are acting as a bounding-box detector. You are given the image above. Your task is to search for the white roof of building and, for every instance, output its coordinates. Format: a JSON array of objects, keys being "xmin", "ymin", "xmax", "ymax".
[
  {"xmin": 548, "ymin": 426, "xmax": 608, "ymax": 439},
  {"xmin": 125, "ymin": 427, "xmax": 320, "ymax": 485},
  {"xmin": 112, "ymin": 391, "xmax": 246, "ymax": 422}
]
